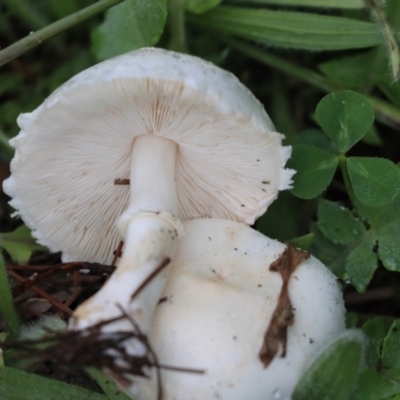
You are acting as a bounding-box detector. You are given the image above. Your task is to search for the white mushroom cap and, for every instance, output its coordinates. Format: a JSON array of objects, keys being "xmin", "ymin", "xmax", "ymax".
[
  {"xmin": 4, "ymin": 48, "xmax": 294, "ymax": 265},
  {"xmin": 122, "ymin": 219, "xmax": 345, "ymax": 400}
]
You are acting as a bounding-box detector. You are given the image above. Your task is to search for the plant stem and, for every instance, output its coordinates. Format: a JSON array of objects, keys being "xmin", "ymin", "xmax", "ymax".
[
  {"xmin": 366, "ymin": 0, "xmax": 400, "ymax": 81},
  {"xmin": 0, "ymin": 0, "xmax": 123, "ymax": 68},
  {"xmin": 338, "ymin": 154, "xmax": 356, "ymax": 207},
  {"xmin": 219, "ymin": 36, "xmax": 400, "ymax": 130},
  {"xmin": 367, "ymin": 95, "xmax": 400, "ymax": 130},
  {"xmin": 168, "ymin": 0, "xmax": 188, "ymax": 53}
]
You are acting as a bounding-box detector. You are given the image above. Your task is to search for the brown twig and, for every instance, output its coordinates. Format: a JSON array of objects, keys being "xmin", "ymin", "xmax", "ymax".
[
  {"xmin": 130, "ymin": 258, "xmax": 171, "ymax": 300},
  {"xmin": 5, "ymin": 258, "xmax": 203, "ymax": 400},
  {"xmin": 64, "ymin": 286, "xmax": 84, "ymax": 308},
  {"xmin": 114, "ymin": 178, "xmax": 130, "ymax": 185},
  {"xmin": 9, "ymin": 270, "xmax": 73, "ymax": 316},
  {"xmin": 11, "ymin": 262, "xmax": 115, "ymax": 293}
]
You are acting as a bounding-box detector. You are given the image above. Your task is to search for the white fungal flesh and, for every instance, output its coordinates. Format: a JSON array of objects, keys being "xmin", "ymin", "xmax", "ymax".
[
  {"xmin": 71, "ymin": 213, "xmax": 180, "ymax": 347},
  {"xmin": 72, "ymin": 134, "xmax": 184, "ymax": 337},
  {"xmin": 120, "ymin": 134, "xmax": 178, "ymax": 218},
  {"xmin": 4, "ymin": 48, "xmax": 294, "ymax": 266},
  {"xmin": 2, "ymin": 49, "xmax": 303, "ymax": 392},
  {"xmin": 116, "ymin": 219, "xmax": 345, "ymax": 400}
]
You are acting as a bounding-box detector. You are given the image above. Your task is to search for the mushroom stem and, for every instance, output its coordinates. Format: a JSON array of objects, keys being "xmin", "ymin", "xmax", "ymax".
[
  {"xmin": 124, "ymin": 134, "xmax": 179, "ymax": 216},
  {"xmin": 71, "ymin": 134, "xmax": 183, "ymax": 348},
  {"xmin": 70, "ymin": 216, "xmax": 177, "ymax": 354}
]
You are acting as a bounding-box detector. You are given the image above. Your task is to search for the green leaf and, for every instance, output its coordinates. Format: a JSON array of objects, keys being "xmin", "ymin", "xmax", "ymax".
[
  {"xmin": 293, "ymin": 330, "xmax": 365, "ymax": 400},
  {"xmin": 289, "ymin": 233, "xmax": 314, "ymax": 250},
  {"xmin": 354, "ymin": 194, "xmax": 400, "ymax": 273},
  {"xmin": 378, "ymin": 222, "xmax": 400, "ymax": 271},
  {"xmin": 309, "ymin": 223, "xmax": 348, "ymax": 278},
  {"xmin": 315, "ymin": 91, "xmax": 375, "ymax": 153},
  {"xmin": 327, "ymin": 46, "xmax": 400, "ymax": 108},
  {"xmin": 86, "ymin": 368, "xmax": 132, "ymax": 400},
  {"xmin": 309, "ymin": 168, "xmax": 400, "ymax": 290},
  {"xmin": 377, "ymin": 70, "xmax": 400, "ymax": 108},
  {"xmin": 0, "ymin": 253, "xmax": 20, "ymax": 339},
  {"xmin": 311, "ymin": 192, "xmax": 398, "ymax": 292},
  {"xmin": 19, "ymin": 315, "xmax": 67, "ymax": 341},
  {"xmin": 362, "ymin": 125, "xmax": 383, "ymax": 147},
  {"xmin": 184, "ymin": 0, "xmax": 221, "ymax": 14},
  {"xmin": 355, "ymin": 192, "xmax": 400, "ymax": 229},
  {"xmin": 92, "ymin": 0, "xmax": 167, "ymax": 61},
  {"xmin": 257, "ymin": 191, "xmax": 303, "ymax": 241},
  {"xmin": 345, "ymin": 238, "xmax": 378, "ymax": 292},
  {"xmin": 0, "ymin": 367, "xmax": 108, "ymax": 400},
  {"xmin": 1, "ymin": 225, "xmax": 44, "ymax": 264},
  {"xmin": 346, "ymin": 313, "xmax": 360, "ymax": 329},
  {"xmin": 382, "ymin": 320, "xmax": 400, "ymax": 370},
  {"xmin": 347, "ymin": 157, "xmax": 400, "ymax": 207},
  {"xmin": 368, "ymin": 0, "xmax": 400, "ymax": 82},
  {"xmin": 351, "ymin": 367, "xmax": 400, "ymax": 400},
  {"xmin": 292, "ymin": 129, "xmax": 335, "ymax": 152},
  {"xmin": 317, "ymin": 199, "xmax": 366, "ymax": 245},
  {"xmin": 287, "ymin": 144, "xmax": 338, "ymax": 199},
  {"xmin": 362, "ymin": 317, "xmax": 391, "ymax": 367},
  {"xmin": 227, "ymin": 0, "xmax": 365, "ymax": 7},
  {"xmin": 310, "ymin": 185, "xmax": 394, "ymax": 293},
  {"xmin": 189, "ymin": 6, "xmax": 383, "ymax": 51},
  {"xmin": 387, "ymin": 0, "xmax": 400, "ymax": 30},
  {"xmin": 4, "ymin": 316, "xmax": 68, "ymax": 371},
  {"xmin": 318, "ymin": 50, "xmax": 379, "ymax": 89}
]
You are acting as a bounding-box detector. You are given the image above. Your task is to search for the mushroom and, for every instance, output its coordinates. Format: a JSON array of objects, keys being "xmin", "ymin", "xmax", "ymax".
[
  {"xmin": 112, "ymin": 218, "xmax": 346, "ymax": 400},
  {"xmin": 3, "ymin": 48, "xmax": 294, "ymax": 341}
]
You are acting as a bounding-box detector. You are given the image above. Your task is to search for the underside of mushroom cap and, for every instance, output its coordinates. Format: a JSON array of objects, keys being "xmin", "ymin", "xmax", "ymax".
[{"xmin": 4, "ymin": 48, "xmax": 294, "ymax": 264}]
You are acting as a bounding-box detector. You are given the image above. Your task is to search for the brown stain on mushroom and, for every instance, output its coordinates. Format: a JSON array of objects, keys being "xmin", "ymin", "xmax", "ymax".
[{"xmin": 259, "ymin": 243, "xmax": 309, "ymax": 368}]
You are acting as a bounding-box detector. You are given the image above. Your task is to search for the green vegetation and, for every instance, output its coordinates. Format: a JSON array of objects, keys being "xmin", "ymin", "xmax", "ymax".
[{"xmin": 1, "ymin": 0, "xmax": 400, "ymax": 399}]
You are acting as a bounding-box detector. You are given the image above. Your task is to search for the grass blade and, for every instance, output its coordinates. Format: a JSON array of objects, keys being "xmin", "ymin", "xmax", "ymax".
[
  {"xmin": 0, "ymin": 253, "xmax": 20, "ymax": 339},
  {"xmin": 190, "ymin": 6, "xmax": 382, "ymax": 51}
]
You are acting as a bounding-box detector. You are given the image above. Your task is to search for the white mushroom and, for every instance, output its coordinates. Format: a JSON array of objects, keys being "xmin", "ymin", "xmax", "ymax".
[
  {"xmin": 115, "ymin": 219, "xmax": 345, "ymax": 400},
  {"xmin": 3, "ymin": 48, "xmax": 294, "ymax": 342}
]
